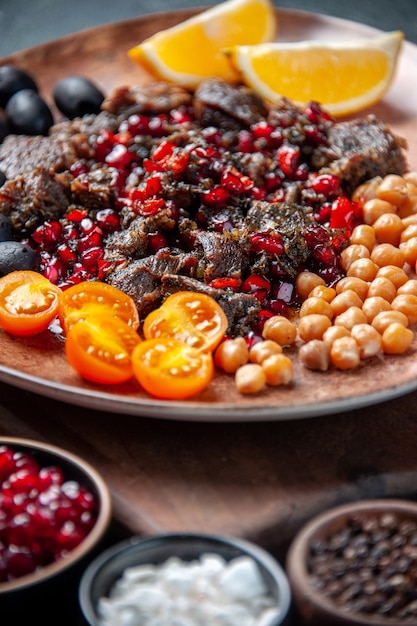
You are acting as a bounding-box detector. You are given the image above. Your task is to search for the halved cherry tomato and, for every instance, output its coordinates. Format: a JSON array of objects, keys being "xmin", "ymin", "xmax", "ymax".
[
  {"xmin": 131, "ymin": 337, "xmax": 214, "ymax": 399},
  {"xmin": 58, "ymin": 281, "xmax": 139, "ymax": 333},
  {"xmin": 65, "ymin": 316, "xmax": 141, "ymax": 385},
  {"xmin": 143, "ymin": 291, "xmax": 228, "ymax": 352},
  {"xmin": 0, "ymin": 270, "xmax": 62, "ymax": 336}
]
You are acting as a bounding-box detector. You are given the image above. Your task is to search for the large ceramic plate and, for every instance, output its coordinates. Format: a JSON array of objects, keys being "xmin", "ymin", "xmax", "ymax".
[{"xmin": 1, "ymin": 8, "xmax": 417, "ymax": 422}]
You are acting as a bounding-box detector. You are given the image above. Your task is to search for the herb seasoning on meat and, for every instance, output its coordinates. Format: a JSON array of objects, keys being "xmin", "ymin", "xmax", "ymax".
[{"xmin": 0, "ymin": 78, "xmax": 407, "ymax": 337}]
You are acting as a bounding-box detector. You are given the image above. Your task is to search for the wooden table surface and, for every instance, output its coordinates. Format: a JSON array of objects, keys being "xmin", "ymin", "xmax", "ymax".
[{"xmin": 2, "ymin": 1, "xmax": 417, "ymax": 624}]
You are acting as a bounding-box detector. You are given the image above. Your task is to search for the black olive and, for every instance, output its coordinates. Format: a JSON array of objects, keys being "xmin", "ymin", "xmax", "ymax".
[
  {"xmin": 0, "ymin": 215, "xmax": 14, "ymax": 242},
  {"xmin": 53, "ymin": 76, "xmax": 104, "ymax": 119},
  {"xmin": 0, "ymin": 171, "xmax": 6, "ymax": 188},
  {"xmin": 0, "ymin": 111, "xmax": 10, "ymax": 142},
  {"xmin": 0, "ymin": 65, "xmax": 38, "ymax": 108},
  {"xmin": 5, "ymin": 89, "xmax": 53, "ymax": 136},
  {"xmin": 0, "ymin": 241, "xmax": 39, "ymax": 276}
]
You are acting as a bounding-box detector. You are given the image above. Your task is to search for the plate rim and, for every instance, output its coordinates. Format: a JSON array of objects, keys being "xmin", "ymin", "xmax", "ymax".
[{"xmin": 0, "ymin": 6, "xmax": 416, "ymax": 422}]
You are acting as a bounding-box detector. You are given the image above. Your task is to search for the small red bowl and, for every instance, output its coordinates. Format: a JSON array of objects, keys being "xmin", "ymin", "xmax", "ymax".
[{"xmin": 0, "ymin": 436, "xmax": 112, "ymax": 603}]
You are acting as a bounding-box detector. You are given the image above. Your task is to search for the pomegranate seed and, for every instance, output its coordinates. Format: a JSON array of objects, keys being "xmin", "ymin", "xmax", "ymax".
[
  {"xmin": 309, "ymin": 173, "xmax": 340, "ymax": 196},
  {"xmin": 251, "ymin": 233, "xmax": 284, "ymax": 256},
  {"xmin": 268, "ymin": 299, "xmax": 289, "ymax": 316},
  {"xmin": 277, "ymin": 144, "xmax": 301, "ymax": 178},
  {"xmin": 203, "ymin": 186, "xmax": 230, "ymax": 207},
  {"xmin": 95, "ymin": 208, "xmax": 121, "ymax": 234},
  {"xmin": 77, "ymin": 230, "xmax": 103, "ymax": 254},
  {"xmin": 69, "ymin": 161, "xmax": 90, "ymax": 177},
  {"xmin": 81, "ymin": 247, "xmax": 105, "ymax": 271},
  {"xmin": 134, "ymin": 197, "xmax": 165, "ymax": 217},
  {"xmin": 236, "ymin": 130, "xmax": 254, "ymax": 152},
  {"xmin": 208, "ymin": 277, "xmax": 241, "ymax": 290},
  {"xmin": 241, "ymin": 274, "xmax": 270, "ymax": 302},
  {"xmin": 121, "ymin": 113, "xmax": 150, "ymax": 135},
  {"xmin": 57, "ymin": 242, "xmax": 77, "ymax": 266},
  {"xmin": 152, "ymin": 140, "xmax": 175, "ymax": 161},
  {"xmin": 105, "ymin": 144, "xmax": 137, "ymax": 169},
  {"xmin": 65, "ymin": 208, "xmax": 88, "ymax": 222},
  {"xmin": 148, "ymin": 232, "xmax": 168, "ymax": 254},
  {"xmin": 148, "ymin": 115, "xmax": 168, "ymax": 137}
]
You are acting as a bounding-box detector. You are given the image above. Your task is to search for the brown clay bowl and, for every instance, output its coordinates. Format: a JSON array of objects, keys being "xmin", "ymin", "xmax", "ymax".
[
  {"xmin": 0, "ymin": 436, "xmax": 112, "ymax": 612},
  {"xmin": 286, "ymin": 499, "xmax": 417, "ymax": 626}
]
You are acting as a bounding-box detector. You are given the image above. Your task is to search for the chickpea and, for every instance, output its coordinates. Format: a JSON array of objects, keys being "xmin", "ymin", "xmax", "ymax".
[
  {"xmin": 334, "ymin": 306, "xmax": 368, "ymax": 330},
  {"xmin": 370, "ymin": 243, "xmax": 406, "ymax": 269},
  {"xmin": 330, "ymin": 289, "xmax": 364, "ymax": 316},
  {"xmin": 377, "ymin": 174, "xmax": 409, "ymax": 207},
  {"xmin": 330, "ymin": 336, "xmax": 361, "ymax": 370},
  {"xmin": 401, "ymin": 214, "xmax": 417, "ymax": 227},
  {"xmin": 362, "ymin": 296, "xmax": 391, "ymax": 323},
  {"xmin": 376, "ymin": 265, "xmax": 409, "ymax": 288},
  {"xmin": 336, "ymin": 276, "xmax": 369, "ymax": 301},
  {"xmin": 298, "ymin": 313, "xmax": 332, "ymax": 342},
  {"xmin": 322, "ymin": 325, "xmax": 351, "ymax": 346},
  {"xmin": 262, "ymin": 315, "xmax": 297, "ymax": 346},
  {"xmin": 299, "ymin": 296, "xmax": 334, "ymax": 320},
  {"xmin": 235, "ymin": 363, "xmax": 266, "ymax": 394},
  {"xmin": 261, "ymin": 353, "xmax": 293, "ymax": 386},
  {"xmin": 349, "ymin": 224, "xmax": 376, "ymax": 252},
  {"xmin": 372, "ymin": 310, "xmax": 409, "ymax": 334},
  {"xmin": 296, "ymin": 271, "xmax": 325, "ymax": 300},
  {"xmin": 400, "ymin": 223, "xmax": 417, "ymax": 243},
  {"xmin": 397, "ymin": 278, "xmax": 417, "ymax": 297},
  {"xmin": 367, "ymin": 277, "xmax": 397, "ymax": 303},
  {"xmin": 398, "ymin": 187, "xmax": 417, "ymax": 219},
  {"xmin": 308, "ymin": 285, "xmax": 336, "ymax": 303},
  {"xmin": 400, "ymin": 237, "xmax": 417, "ymax": 266},
  {"xmin": 350, "ymin": 323, "xmax": 382, "ymax": 359},
  {"xmin": 391, "ymin": 293, "xmax": 417, "ymax": 325},
  {"xmin": 381, "ymin": 323, "xmax": 414, "ymax": 355},
  {"xmin": 404, "ymin": 171, "xmax": 417, "ymax": 187},
  {"xmin": 362, "ymin": 198, "xmax": 396, "ymax": 225},
  {"xmin": 299, "ymin": 340, "xmax": 330, "ymax": 371},
  {"xmin": 372, "ymin": 213, "xmax": 404, "ymax": 247},
  {"xmin": 351, "ymin": 176, "xmax": 381, "ymax": 203},
  {"xmin": 346, "ymin": 258, "xmax": 379, "ymax": 281},
  {"xmin": 249, "ymin": 340, "xmax": 282, "ymax": 364},
  {"xmin": 340, "ymin": 244, "xmax": 370, "ymax": 272},
  {"xmin": 214, "ymin": 337, "xmax": 249, "ymax": 373}
]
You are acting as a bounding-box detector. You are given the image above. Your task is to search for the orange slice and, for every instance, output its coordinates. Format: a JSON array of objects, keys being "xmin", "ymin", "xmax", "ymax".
[
  {"xmin": 225, "ymin": 31, "xmax": 403, "ymax": 116},
  {"xmin": 128, "ymin": 0, "xmax": 278, "ymax": 87}
]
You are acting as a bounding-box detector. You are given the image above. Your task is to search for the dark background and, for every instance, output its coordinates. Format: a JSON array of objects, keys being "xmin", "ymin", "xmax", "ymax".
[{"xmin": 0, "ymin": 0, "xmax": 416, "ymax": 56}]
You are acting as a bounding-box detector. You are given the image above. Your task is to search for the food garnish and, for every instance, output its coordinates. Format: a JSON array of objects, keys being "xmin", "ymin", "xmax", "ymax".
[
  {"xmin": 224, "ymin": 31, "xmax": 404, "ymax": 116},
  {"xmin": 128, "ymin": 0, "xmax": 277, "ymax": 86},
  {"xmin": 0, "ymin": 270, "xmax": 61, "ymax": 336},
  {"xmin": 0, "ymin": 2, "xmax": 415, "ymax": 399}
]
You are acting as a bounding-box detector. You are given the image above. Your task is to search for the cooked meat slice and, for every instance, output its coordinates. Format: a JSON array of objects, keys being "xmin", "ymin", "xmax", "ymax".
[
  {"xmin": 194, "ymin": 79, "xmax": 266, "ymax": 130},
  {"xmin": 0, "ymin": 135, "xmax": 76, "ymax": 180},
  {"xmin": 0, "ymin": 168, "xmax": 70, "ymax": 233},
  {"xmin": 161, "ymin": 274, "xmax": 260, "ymax": 336},
  {"xmin": 70, "ymin": 166, "xmax": 117, "ymax": 210},
  {"xmin": 194, "ymin": 230, "xmax": 251, "ymax": 282},
  {"xmin": 312, "ymin": 115, "xmax": 408, "ymax": 194},
  {"xmin": 246, "ymin": 201, "xmax": 314, "ymax": 276},
  {"xmin": 101, "ymin": 83, "xmax": 192, "ymax": 117},
  {"xmin": 106, "ymin": 249, "xmax": 197, "ymax": 317}
]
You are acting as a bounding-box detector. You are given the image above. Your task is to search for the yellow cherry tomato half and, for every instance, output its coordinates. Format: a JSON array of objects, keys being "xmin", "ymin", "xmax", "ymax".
[
  {"xmin": 143, "ymin": 291, "xmax": 228, "ymax": 352},
  {"xmin": 65, "ymin": 315, "xmax": 141, "ymax": 385},
  {"xmin": 58, "ymin": 281, "xmax": 139, "ymax": 333},
  {"xmin": 132, "ymin": 337, "xmax": 214, "ymax": 399},
  {"xmin": 0, "ymin": 270, "xmax": 62, "ymax": 336}
]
